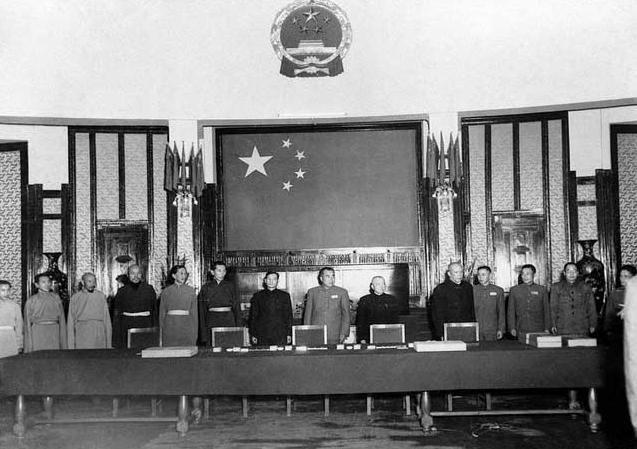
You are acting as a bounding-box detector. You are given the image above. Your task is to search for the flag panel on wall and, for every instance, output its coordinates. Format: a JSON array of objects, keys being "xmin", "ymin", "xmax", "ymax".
[{"xmin": 220, "ymin": 127, "xmax": 420, "ymax": 251}]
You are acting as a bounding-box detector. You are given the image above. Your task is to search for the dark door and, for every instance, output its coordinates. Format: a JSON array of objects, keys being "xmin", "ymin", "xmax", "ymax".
[
  {"xmin": 493, "ymin": 213, "xmax": 547, "ymax": 291},
  {"xmin": 96, "ymin": 225, "xmax": 149, "ymax": 298}
]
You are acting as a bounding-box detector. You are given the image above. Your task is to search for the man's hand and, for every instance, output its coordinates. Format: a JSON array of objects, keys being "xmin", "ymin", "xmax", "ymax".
[
  {"xmin": 589, "ymin": 327, "xmax": 596, "ymax": 336},
  {"xmin": 251, "ymin": 336, "xmax": 257, "ymax": 345},
  {"xmin": 496, "ymin": 331, "xmax": 503, "ymax": 340},
  {"xmin": 360, "ymin": 339, "xmax": 367, "ymax": 345},
  {"xmin": 510, "ymin": 329, "xmax": 517, "ymax": 338},
  {"xmin": 286, "ymin": 336, "xmax": 292, "ymax": 344},
  {"xmin": 550, "ymin": 327, "xmax": 557, "ymax": 335}
]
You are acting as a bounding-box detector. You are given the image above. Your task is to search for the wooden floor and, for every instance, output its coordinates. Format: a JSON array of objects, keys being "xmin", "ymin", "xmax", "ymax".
[{"xmin": 0, "ymin": 393, "xmax": 633, "ymax": 449}]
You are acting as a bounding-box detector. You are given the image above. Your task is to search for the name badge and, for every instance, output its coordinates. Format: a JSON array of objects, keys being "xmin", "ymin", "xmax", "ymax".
[
  {"xmin": 331, "ymin": 294, "xmax": 339, "ymax": 299},
  {"xmin": 531, "ymin": 291, "xmax": 539, "ymax": 295},
  {"xmin": 489, "ymin": 292, "xmax": 497, "ymax": 296}
]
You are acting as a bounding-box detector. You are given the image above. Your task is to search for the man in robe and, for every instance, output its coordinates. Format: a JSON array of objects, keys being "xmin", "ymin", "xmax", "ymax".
[
  {"xmin": 0, "ymin": 280, "xmax": 23, "ymax": 357},
  {"xmin": 24, "ymin": 273, "xmax": 67, "ymax": 352},
  {"xmin": 304, "ymin": 267, "xmax": 350, "ymax": 344},
  {"xmin": 472, "ymin": 266, "xmax": 505, "ymax": 341},
  {"xmin": 198, "ymin": 261, "xmax": 241, "ymax": 346},
  {"xmin": 430, "ymin": 262, "xmax": 475, "ymax": 340},
  {"xmin": 112, "ymin": 265, "xmax": 157, "ymax": 348},
  {"xmin": 550, "ymin": 262, "xmax": 597, "ymax": 336},
  {"xmin": 67, "ymin": 272, "xmax": 112, "ymax": 349},
  {"xmin": 508, "ymin": 264, "xmax": 550, "ymax": 339},
  {"xmin": 159, "ymin": 265, "xmax": 198, "ymax": 346},
  {"xmin": 248, "ymin": 271, "xmax": 293, "ymax": 346},
  {"xmin": 624, "ymin": 274, "xmax": 637, "ymax": 440},
  {"xmin": 355, "ymin": 276, "xmax": 401, "ymax": 344}
]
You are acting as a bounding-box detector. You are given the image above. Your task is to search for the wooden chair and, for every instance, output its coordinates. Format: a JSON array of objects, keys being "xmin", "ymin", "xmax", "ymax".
[
  {"xmin": 290, "ymin": 325, "xmax": 328, "ymax": 416},
  {"xmin": 208, "ymin": 327, "xmax": 250, "ymax": 417},
  {"xmin": 443, "ymin": 322, "xmax": 489, "ymax": 411},
  {"xmin": 367, "ymin": 324, "xmax": 410, "ymax": 415},
  {"xmin": 113, "ymin": 327, "xmax": 162, "ymax": 417}
]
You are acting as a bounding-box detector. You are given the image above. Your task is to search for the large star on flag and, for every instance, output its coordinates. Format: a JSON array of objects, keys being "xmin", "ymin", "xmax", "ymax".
[{"xmin": 239, "ymin": 146, "xmax": 273, "ymax": 177}]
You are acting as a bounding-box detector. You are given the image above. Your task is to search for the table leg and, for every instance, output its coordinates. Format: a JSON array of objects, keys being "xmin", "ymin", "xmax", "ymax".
[
  {"xmin": 568, "ymin": 389, "xmax": 581, "ymax": 410},
  {"xmin": 176, "ymin": 395, "xmax": 189, "ymax": 437},
  {"xmin": 13, "ymin": 395, "xmax": 26, "ymax": 438},
  {"xmin": 43, "ymin": 396, "xmax": 54, "ymax": 420},
  {"xmin": 419, "ymin": 391, "xmax": 436, "ymax": 434},
  {"xmin": 587, "ymin": 388, "xmax": 602, "ymax": 432}
]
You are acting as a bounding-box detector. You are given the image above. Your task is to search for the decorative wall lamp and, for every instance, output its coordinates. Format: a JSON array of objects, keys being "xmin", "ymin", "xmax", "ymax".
[
  {"xmin": 425, "ymin": 132, "xmax": 462, "ymax": 212},
  {"xmin": 163, "ymin": 142, "xmax": 206, "ymax": 218}
]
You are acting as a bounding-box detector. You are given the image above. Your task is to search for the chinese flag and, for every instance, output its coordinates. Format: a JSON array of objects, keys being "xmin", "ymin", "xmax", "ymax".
[
  {"xmin": 164, "ymin": 143, "xmax": 174, "ymax": 192},
  {"xmin": 220, "ymin": 128, "xmax": 420, "ymax": 251}
]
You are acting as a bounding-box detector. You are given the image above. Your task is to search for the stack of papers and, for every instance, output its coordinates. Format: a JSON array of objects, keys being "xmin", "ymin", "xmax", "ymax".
[
  {"xmin": 520, "ymin": 332, "xmax": 562, "ymax": 348},
  {"xmin": 141, "ymin": 346, "xmax": 198, "ymax": 358},
  {"xmin": 561, "ymin": 335, "xmax": 597, "ymax": 347},
  {"xmin": 413, "ymin": 340, "xmax": 467, "ymax": 352}
]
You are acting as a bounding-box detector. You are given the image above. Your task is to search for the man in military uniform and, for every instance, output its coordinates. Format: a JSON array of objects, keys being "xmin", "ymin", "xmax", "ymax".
[
  {"xmin": 472, "ymin": 266, "xmax": 505, "ymax": 341},
  {"xmin": 303, "ymin": 267, "xmax": 350, "ymax": 344},
  {"xmin": 550, "ymin": 262, "xmax": 597, "ymax": 336},
  {"xmin": 507, "ymin": 264, "xmax": 550, "ymax": 339}
]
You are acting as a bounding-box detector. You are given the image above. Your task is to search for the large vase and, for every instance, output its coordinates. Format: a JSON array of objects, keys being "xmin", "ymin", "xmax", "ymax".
[
  {"xmin": 43, "ymin": 252, "xmax": 69, "ymax": 315},
  {"xmin": 575, "ymin": 240, "xmax": 605, "ymax": 315}
]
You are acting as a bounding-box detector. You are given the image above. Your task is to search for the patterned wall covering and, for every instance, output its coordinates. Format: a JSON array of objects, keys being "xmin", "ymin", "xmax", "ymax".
[
  {"xmin": 548, "ymin": 120, "xmax": 568, "ymax": 282},
  {"xmin": 74, "ymin": 133, "xmax": 93, "ymax": 281},
  {"xmin": 618, "ymin": 133, "xmax": 637, "ymax": 265},
  {"xmin": 519, "ymin": 122, "xmax": 543, "ymax": 211},
  {"xmin": 124, "ymin": 134, "xmax": 148, "ymax": 221},
  {"xmin": 42, "ymin": 198, "xmax": 61, "ymax": 215},
  {"xmin": 576, "ymin": 183, "xmax": 597, "ymax": 242},
  {"xmin": 42, "ymin": 219, "xmax": 62, "ymax": 253},
  {"xmin": 0, "ymin": 151, "xmax": 23, "ymax": 304},
  {"xmin": 149, "ymin": 134, "xmax": 168, "ymax": 293},
  {"xmin": 437, "ymin": 206, "xmax": 456, "ymax": 281},
  {"xmin": 468, "ymin": 125, "xmax": 488, "ymax": 266},
  {"xmin": 490, "ymin": 123, "xmax": 514, "ymax": 212},
  {"xmin": 95, "ymin": 133, "xmax": 119, "ymax": 220}
]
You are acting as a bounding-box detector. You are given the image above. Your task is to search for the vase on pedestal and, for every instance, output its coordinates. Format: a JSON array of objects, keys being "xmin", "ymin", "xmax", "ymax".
[
  {"xmin": 43, "ymin": 252, "xmax": 69, "ymax": 315},
  {"xmin": 575, "ymin": 240, "xmax": 605, "ymax": 315}
]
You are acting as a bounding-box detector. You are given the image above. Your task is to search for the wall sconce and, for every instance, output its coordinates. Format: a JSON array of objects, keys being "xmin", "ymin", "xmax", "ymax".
[
  {"xmin": 164, "ymin": 142, "xmax": 206, "ymax": 218},
  {"xmin": 425, "ymin": 132, "xmax": 462, "ymax": 212}
]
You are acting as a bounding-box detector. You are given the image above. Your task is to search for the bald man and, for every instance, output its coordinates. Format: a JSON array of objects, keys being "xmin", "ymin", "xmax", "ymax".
[
  {"xmin": 355, "ymin": 276, "xmax": 401, "ymax": 344},
  {"xmin": 430, "ymin": 262, "xmax": 476, "ymax": 340},
  {"xmin": 113, "ymin": 265, "xmax": 157, "ymax": 348},
  {"xmin": 67, "ymin": 272, "xmax": 112, "ymax": 349}
]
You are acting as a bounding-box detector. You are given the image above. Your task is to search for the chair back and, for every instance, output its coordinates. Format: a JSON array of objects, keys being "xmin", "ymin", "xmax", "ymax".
[
  {"xmin": 292, "ymin": 325, "xmax": 327, "ymax": 346},
  {"xmin": 443, "ymin": 322, "xmax": 479, "ymax": 342},
  {"xmin": 370, "ymin": 323, "xmax": 405, "ymax": 344},
  {"xmin": 211, "ymin": 327, "xmax": 248, "ymax": 347},
  {"xmin": 127, "ymin": 327, "xmax": 161, "ymax": 349}
]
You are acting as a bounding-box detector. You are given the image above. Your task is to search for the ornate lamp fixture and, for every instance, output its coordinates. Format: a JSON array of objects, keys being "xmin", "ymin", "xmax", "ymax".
[
  {"xmin": 163, "ymin": 142, "xmax": 206, "ymax": 218},
  {"xmin": 425, "ymin": 132, "xmax": 462, "ymax": 212}
]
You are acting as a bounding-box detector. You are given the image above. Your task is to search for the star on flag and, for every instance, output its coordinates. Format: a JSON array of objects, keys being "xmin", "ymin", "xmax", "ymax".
[
  {"xmin": 281, "ymin": 138, "xmax": 292, "ymax": 148},
  {"xmin": 239, "ymin": 146, "xmax": 272, "ymax": 177},
  {"xmin": 294, "ymin": 168, "xmax": 306, "ymax": 179},
  {"xmin": 282, "ymin": 181, "xmax": 293, "ymax": 191},
  {"xmin": 294, "ymin": 151, "xmax": 305, "ymax": 161}
]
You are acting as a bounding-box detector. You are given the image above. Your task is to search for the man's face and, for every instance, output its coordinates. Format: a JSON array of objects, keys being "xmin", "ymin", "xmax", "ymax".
[
  {"xmin": 448, "ymin": 264, "xmax": 464, "ymax": 284},
  {"xmin": 619, "ymin": 269, "xmax": 635, "ymax": 288},
  {"xmin": 265, "ymin": 273, "xmax": 278, "ymax": 291},
  {"xmin": 0, "ymin": 285, "xmax": 10, "ymax": 299},
  {"xmin": 128, "ymin": 266, "xmax": 142, "ymax": 284},
  {"xmin": 173, "ymin": 268, "xmax": 188, "ymax": 285},
  {"xmin": 320, "ymin": 270, "xmax": 335, "ymax": 288},
  {"xmin": 83, "ymin": 275, "xmax": 96, "ymax": 292},
  {"xmin": 521, "ymin": 268, "xmax": 535, "ymax": 285},
  {"xmin": 371, "ymin": 277, "xmax": 385, "ymax": 295},
  {"xmin": 477, "ymin": 269, "xmax": 491, "ymax": 286},
  {"xmin": 213, "ymin": 265, "xmax": 226, "ymax": 282},
  {"xmin": 37, "ymin": 276, "xmax": 52, "ymax": 292},
  {"xmin": 564, "ymin": 265, "xmax": 579, "ymax": 283}
]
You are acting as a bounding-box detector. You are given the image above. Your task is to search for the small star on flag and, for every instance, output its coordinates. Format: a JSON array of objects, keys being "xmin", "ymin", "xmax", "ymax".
[
  {"xmin": 239, "ymin": 146, "xmax": 273, "ymax": 177},
  {"xmin": 294, "ymin": 168, "xmax": 306, "ymax": 179},
  {"xmin": 282, "ymin": 139, "xmax": 292, "ymax": 148},
  {"xmin": 294, "ymin": 150, "xmax": 305, "ymax": 161},
  {"xmin": 282, "ymin": 181, "xmax": 293, "ymax": 191}
]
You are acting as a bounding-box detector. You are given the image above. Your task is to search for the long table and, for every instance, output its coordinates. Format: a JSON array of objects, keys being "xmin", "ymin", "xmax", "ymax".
[{"xmin": 0, "ymin": 341, "xmax": 606, "ymax": 437}]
